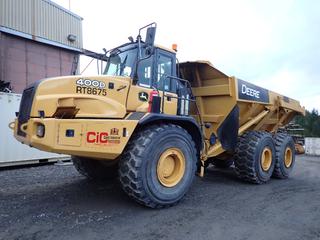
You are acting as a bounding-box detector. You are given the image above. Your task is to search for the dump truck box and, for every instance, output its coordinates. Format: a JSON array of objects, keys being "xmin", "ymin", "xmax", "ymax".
[{"xmin": 179, "ymin": 61, "xmax": 305, "ymax": 157}]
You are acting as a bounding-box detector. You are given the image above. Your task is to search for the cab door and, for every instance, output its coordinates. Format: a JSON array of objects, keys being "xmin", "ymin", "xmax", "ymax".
[
  {"xmin": 154, "ymin": 49, "xmax": 178, "ymax": 115},
  {"xmin": 126, "ymin": 48, "xmax": 178, "ymax": 115}
]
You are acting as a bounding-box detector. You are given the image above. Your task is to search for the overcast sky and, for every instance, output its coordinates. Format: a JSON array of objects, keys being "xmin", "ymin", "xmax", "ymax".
[{"xmin": 53, "ymin": 0, "xmax": 319, "ymax": 111}]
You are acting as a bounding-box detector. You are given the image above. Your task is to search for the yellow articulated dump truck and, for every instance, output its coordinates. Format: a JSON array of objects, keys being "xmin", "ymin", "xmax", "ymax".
[{"xmin": 12, "ymin": 23, "xmax": 305, "ymax": 208}]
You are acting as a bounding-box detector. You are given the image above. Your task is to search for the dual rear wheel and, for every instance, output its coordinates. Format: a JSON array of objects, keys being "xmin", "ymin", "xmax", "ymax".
[
  {"xmin": 273, "ymin": 133, "xmax": 295, "ymax": 179},
  {"xmin": 234, "ymin": 131, "xmax": 295, "ymax": 184}
]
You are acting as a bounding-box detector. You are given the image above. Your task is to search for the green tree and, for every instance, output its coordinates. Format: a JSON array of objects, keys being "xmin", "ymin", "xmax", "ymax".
[{"xmin": 295, "ymin": 109, "xmax": 320, "ymax": 137}]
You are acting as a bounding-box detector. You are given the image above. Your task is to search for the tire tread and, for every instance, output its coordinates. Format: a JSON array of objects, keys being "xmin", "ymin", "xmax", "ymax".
[
  {"xmin": 119, "ymin": 124, "xmax": 196, "ymax": 208},
  {"xmin": 272, "ymin": 133, "xmax": 295, "ymax": 179},
  {"xmin": 234, "ymin": 131, "xmax": 274, "ymax": 184}
]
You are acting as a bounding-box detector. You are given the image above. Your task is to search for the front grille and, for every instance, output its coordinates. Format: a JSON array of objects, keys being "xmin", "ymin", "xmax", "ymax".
[{"xmin": 17, "ymin": 86, "xmax": 35, "ymax": 137}]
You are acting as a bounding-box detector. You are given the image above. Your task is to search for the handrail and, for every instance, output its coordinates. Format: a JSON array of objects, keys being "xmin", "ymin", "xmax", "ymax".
[{"xmin": 161, "ymin": 75, "xmax": 204, "ymax": 126}]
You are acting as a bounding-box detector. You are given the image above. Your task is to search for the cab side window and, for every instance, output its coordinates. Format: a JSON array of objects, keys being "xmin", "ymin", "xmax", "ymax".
[
  {"xmin": 137, "ymin": 57, "xmax": 153, "ymax": 87},
  {"xmin": 137, "ymin": 49, "xmax": 176, "ymax": 92},
  {"xmin": 155, "ymin": 54, "xmax": 173, "ymax": 91}
]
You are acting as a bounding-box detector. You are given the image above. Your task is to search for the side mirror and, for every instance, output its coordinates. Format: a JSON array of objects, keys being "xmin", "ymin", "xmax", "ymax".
[
  {"xmin": 134, "ymin": 23, "xmax": 157, "ymax": 85},
  {"xmin": 145, "ymin": 27, "xmax": 156, "ymax": 47}
]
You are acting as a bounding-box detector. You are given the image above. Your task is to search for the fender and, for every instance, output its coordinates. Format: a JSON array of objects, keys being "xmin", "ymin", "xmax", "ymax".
[
  {"xmin": 138, "ymin": 113, "xmax": 203, "ymax": 154},
  {"xmin": 217, "ymin": 105, "xmax": 239, "ymax": 151}
]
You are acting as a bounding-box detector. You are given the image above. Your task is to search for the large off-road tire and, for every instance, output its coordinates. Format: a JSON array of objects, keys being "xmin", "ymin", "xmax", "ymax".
[
  {"xmin": 272, "ymin": 133, "xmax": 295, "ymax": 179},
  {"xmin": 234, "ymin": 131, "xmax": 276, "ymax": 184},
  {"xmin": 211, "ymin": 158, "xmax": 233, "ymax": 168},
  {"xmin": 72, "ymin": 156, "xmax": 118, "ymax": 180},
  {"xmin": 119, "ymin": 124, "xmax": 197, "ymax": 208}
]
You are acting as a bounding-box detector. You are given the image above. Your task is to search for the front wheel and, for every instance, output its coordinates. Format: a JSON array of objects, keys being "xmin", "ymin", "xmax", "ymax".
[{"xmin": 119, "ymin": 124, "xmax": 197, "ymax": 208}]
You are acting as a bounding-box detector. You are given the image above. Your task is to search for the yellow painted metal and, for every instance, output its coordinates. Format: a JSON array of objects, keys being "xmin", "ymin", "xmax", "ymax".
[
  {"xmin": 207, "ymin": 110, "xmax": 269, "ymax": 158},
  {"xmin": 261, "ymin": 147, "xmax": 272, "ymax": 171},
  {"xmin": 199, "ymin": 161, "xmax": 205, "ymax": 177},
  {"xmin": 192, "ymin": 84, "xmax": 231, "ymax": 97},
  {"xmin": 13, "ymin": 58, "xmax": 306, "ymax": 165},
  {"xmin": 180, "ymin": 61, "xmax": 304, "ymax": 159},
  {"xmin": 127, "ymin": 84, "xmax": 178, "ymax": 115},
  {"xmin": 58, "ymin": 123, "xmax": 82, "ymax": 146},
  {"xmin": 284, "ymin": 147, "xmax": 293, "ymax": 168},
  {"xmin": 206, "ymin": 142, "xmax": 224, "ymax": 158},
  {"xmin": 157, "ymin": 148, "xmax": 186, "ymax": 187},
  {"xmin": 13, "ymin": 71, "xmax": 179, "ymax": 161},
  {"xmin": 295, "ymin": 144, "xmax": 305, "ymax": 155},
  {"xmin": 32, "ymin": 75, "xmax": 131, "ymax": 119},
  {"xmin": 14, "ymin": 118, "xmax": 138, "ymax": 160},
  {"xmin": 238, "ymin": 110, "xmax": 269, "ymax": 135},
  {"xmin": 155, "ymin": 44, "xmax": 176, "ymax": 53}
]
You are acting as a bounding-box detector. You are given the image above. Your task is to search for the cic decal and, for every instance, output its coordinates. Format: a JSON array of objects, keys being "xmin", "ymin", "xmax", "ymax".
[{"xmin": 86, "ymin": 128, "xmax": 120, "ymax": 145}]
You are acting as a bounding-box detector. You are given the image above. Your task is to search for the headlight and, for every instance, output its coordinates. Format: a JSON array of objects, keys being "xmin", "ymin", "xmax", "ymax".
[{"xmin": 36, "ymin": 124, "xmax": 45, "ymax": 137}]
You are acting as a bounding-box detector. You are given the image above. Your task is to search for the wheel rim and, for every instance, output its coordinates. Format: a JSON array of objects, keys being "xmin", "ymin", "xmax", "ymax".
[
  {"xmin": 157, "ymin": 148, "xmax": 186, "ymax": 187},
  {"xmin": 261, "ymin": 147, "xmax": 272, "ymax": 171},
  {"xmin": 284, "ymin": 147, "xmax": 293, "ymax": 168}
]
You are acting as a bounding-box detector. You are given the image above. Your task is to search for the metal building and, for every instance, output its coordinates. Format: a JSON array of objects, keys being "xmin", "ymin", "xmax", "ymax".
[
  {"xmin": 0, "ymin": 0, "xmax": 83, "ymax": 93},
  {"xmin": 0, "ymin": 92, "xmax": 68, "ymax": 166}
]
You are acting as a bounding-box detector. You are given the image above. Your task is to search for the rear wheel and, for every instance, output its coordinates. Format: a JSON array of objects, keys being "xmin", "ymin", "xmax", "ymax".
[
  {"xmin": 234, "ymin": 131, "xmax": 276, "ymax": 184},
  {"xmin": 119, "ymin": 124, "xmax": 197, "ymax": 208},
  {"xmin": 72, "ymin": 156, "xmax": 118, "ymax": 180},
  {"xmin": 272, "ymin": 133, "xmax": 295, "ymax": 179}
]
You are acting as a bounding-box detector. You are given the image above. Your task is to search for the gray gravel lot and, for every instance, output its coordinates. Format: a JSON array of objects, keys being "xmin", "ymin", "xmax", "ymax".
[{"xmin": 0, "ymin": 155, "xmax": 320, "ymax": 240}]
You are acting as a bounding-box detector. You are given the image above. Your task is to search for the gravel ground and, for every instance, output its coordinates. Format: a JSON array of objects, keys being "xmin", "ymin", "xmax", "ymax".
[{"xmin": 0, "ymin": 155, "xmax": 320, "ymax": 240}]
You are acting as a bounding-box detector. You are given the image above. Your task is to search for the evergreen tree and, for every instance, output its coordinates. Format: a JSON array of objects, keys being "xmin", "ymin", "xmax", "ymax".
[{"xmin": 295, "ymin": 109, "xmax": 320, "ymax": 137}]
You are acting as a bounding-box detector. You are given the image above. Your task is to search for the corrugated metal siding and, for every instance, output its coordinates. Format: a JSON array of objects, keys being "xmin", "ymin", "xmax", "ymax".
[
  {"xmin": 0, "ymin": 0, "xmax": 33, "ymax": 34},
  {"xmin": 0, "ymin": 0, "xmax": 82, "ymax": 50}
]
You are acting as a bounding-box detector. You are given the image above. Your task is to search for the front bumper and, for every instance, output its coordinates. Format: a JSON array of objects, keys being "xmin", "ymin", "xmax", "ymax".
[{"xmin": 14, "ymin": 118, "xmax": 138, "ymax": 160}]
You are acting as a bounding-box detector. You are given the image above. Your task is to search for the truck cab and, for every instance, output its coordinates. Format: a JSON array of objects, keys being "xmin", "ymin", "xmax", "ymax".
[
  {"xmin": 104, "ymin": 42, "xmax": 177, "ymax": 92},
  {"xmin": 102, "ymin": 28, "xmax": 190, "ymax": 117}
]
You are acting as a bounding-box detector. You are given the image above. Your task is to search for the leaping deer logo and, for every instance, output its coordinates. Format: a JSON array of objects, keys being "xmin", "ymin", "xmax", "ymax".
[{"xmin": 139, "ymin": 92, "xmax": 148, "ymax": 102}]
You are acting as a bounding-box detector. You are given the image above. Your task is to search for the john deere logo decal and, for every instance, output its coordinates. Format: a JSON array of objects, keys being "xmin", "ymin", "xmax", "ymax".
[
  {"xmin": 138, "ymin": 92, "xmax": 148, "ymax": 102},
  {"xmin": 238, "ymin": 79, "xmax": 269, "ymax": 103}
]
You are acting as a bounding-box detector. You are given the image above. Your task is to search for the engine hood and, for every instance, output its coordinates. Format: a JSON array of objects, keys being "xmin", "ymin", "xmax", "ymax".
[{"xmin": 30, "ymin": 75, "xmax": 131, "ymax": 119}]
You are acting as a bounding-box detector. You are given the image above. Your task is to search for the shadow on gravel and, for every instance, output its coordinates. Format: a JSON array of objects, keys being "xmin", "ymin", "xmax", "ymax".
[
  {"xmin": 39, "ymin": 177, "xmax": 142, "ymax": 210},
  {"xmin": 203, "ymin": 166, "xmax": 243, "ymax": 184}
]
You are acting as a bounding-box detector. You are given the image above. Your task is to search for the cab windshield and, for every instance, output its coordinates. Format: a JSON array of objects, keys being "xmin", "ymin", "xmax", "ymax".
[{"xmin": 103, "ymin": 47, "xmax": 137, "ymax": 77}]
